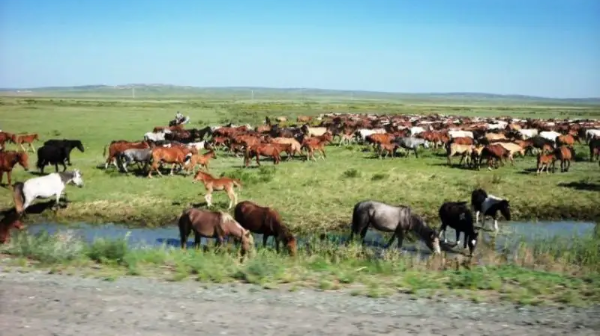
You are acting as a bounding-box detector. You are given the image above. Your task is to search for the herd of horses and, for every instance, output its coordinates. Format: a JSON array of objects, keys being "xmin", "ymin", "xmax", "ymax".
[{"xmin": 0, "ymin": 111, "xmax": 596, "ymax": 256}]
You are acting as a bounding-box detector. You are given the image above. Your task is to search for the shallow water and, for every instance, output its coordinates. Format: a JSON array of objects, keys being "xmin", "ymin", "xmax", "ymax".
[{"xmin": 24, "ymin": 220, "xmax": 597, "ymax": 257}]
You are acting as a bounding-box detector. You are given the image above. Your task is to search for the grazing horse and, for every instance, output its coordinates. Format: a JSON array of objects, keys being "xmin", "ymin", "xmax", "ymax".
[
  {"xmin": 438, "ymin": 202, "xmax": 478, "ymax": 254},
  {"xmin": 13, "ymin": 170, "xmax": 84, "ymax": 215},
  {"xmin": 536, "ymin": 152, "xmax": 557, "ymax": 174},
  {"xmin": 234, "ymin": 200, "xmax": 297, "ymax": 256},
  {"xmin": 43, "ymin": 139, "xmax": 85, "ymax": 166},
  {"xmin": 0, "ymin": 150, "xmax": 29, "ymax": 187},
  {"xmin": 394, "ymin": 137, "xmax": 430, "ymax": 158},
  {"xmin": 478, "ymin": 144, "xmax": 510, "ymax": 170},
  {"xmin": 192, "ymin": 171, "xmax": 242, "ymax": 209},
  {"xmin": 554, "ymin": 145, "xmax": 574, "ymax": 172},
  {"xmin": 0, "ymin": 210, "xmax": 25, "ymax": 244},
  {"xmin": 15, "ymin": 133, "xmax": 39, "ymax": 153},
  {"xmin": 348, "ymin": 200, "xmax": 441, "ymax": 254},
  {"xmin": 177, "ymin": 208, "xmax": 254, "ymax": 257},
  {"xmin": 470, "ymin": 189, "xmax": 511, "ymax": 232}
]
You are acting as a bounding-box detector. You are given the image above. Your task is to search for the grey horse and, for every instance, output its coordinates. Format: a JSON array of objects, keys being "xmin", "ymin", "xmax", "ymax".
[
  {"xmin": 117, "ymin": 148, "xmax": 153, "ymax": 174},
  {"xmin": 394, "ymin": 137, "xmax": 430, "ymax": 158},
  {"xmin": 348, "ymin": 200, "xmax": 441, "ymax": 254}
]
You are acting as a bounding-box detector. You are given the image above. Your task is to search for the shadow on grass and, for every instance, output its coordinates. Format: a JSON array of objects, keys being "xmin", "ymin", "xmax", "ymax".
[
  {"xmin": 558, "ymin": 181, "xmax": 600, "ymax": 192},
  {"xmin": 430, "ymin": 162, "xmax": 474, "ymax": 170}
]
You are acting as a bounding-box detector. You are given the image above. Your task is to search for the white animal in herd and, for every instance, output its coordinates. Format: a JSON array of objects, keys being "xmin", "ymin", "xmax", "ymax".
[{"xmin": 13, "ymin": 170, "xmax": 85, "ymax": 214}]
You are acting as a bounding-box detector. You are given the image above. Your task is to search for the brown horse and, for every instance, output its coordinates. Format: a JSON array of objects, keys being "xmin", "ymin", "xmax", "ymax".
[
  {"xmin": 184, "ymin": 149, "xmax": 217, "ymax": 174},
  {"xmin": 478, "ymin": 144, "xmax": 510, "ymax": 170},
  {"xmin": 178, "ymin": 208, "xmax": 254, "ymax": 256},
  {"xmin": 15, "ymin": 134, "xmax": 39, "ymax": 153},
  {"xmin": 193, "ymin": 170, "xmax": 242, "ymax": 209},
  {"xmin": 377, "ymin": 143, "xmax": 399, "ymax": 159},
  {"xmin": 554, "ymin": 146, "xmax": 574, "ymax": 172},
  {"xmin": 244, "ymin": 144, "xmax": 281, "ymax": 167},
  {"xmin": 301, "ymin": 137, "xmax": 328, "ymax": 161},
  {"xmin": 147, "ymin": 146, "xmax": 195, "ymax": 178},
  {"xmin": 104, "ymin": 140, "xmax": 152, "ymax": 169},
  {"xmin": 234, "ymin": 200, "xmax": 297, "ymax": 256},
  {"xmin": 0, "ymin": 150, "xmax": 29, "ymax": 187},
  {"xmin": 0, "ymin": 210, "xmax": 24, "ymax": 244},
  {"xmin": 0, "ymin": 132, "xmax": 16, "ymax": 147},
  {"xmin": 536, "ymin": 152, "xmax": 556, "ymax": 174}
]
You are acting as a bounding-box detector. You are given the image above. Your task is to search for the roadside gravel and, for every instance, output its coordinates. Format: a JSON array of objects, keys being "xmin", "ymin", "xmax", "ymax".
[{"xmin": 0, "ymin": 271, "xmax": 598, "ymax": 335}]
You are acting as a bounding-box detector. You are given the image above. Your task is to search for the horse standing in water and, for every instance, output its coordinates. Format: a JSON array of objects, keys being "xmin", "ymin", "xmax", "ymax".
[
  {"xmin": 438, "ymin": 202, "xmax": 478, "ymax": 255},
  {"xmin": 348, "ymin": 200, "xmax": 441, "ymax": 254},
  {"xmin": 234, "ymin": 200, "xmax": 297, "ymax": 256},
  {"xmin": 177, "ymin": 208, "xmax": 254, "ymax": 257},
  {"xmin": 470, "ymin": 188, "xmax": 511, "ymax": 232},
  {"xmin": 13, "ymin": 170, "xmax": 84, "ymax": 215}
]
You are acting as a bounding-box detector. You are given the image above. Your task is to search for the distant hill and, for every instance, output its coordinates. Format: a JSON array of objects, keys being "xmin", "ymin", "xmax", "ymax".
[{"xmin": 1, "ymin": 84, "xmax": 599, "ymax": 105}]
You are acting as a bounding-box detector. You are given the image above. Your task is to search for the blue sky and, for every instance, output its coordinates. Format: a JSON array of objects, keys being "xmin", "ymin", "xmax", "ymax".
[{"xmin": 1, "ymin": 0, "xmax": 598, "ymax": 98}]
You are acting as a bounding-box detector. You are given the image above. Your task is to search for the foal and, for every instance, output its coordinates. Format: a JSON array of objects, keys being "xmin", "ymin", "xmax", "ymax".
[{"xmin": 192, "ymin": 171, "xmax": 242, "ymax": 209}]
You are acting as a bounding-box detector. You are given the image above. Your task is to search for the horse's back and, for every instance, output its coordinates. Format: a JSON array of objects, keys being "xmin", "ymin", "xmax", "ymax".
[
  {"xmin": 353, "ymin": 200, "xmax": 409, "ymax": 232},
  {"xmin": 234, "ymin": 201, "xmax": 272, "ymax": 233}
]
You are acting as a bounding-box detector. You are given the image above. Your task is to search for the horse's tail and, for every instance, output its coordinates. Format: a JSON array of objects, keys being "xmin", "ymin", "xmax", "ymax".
[{"xmin": 13, "ymin": 182, "xmax": 26, "ymax": 215}]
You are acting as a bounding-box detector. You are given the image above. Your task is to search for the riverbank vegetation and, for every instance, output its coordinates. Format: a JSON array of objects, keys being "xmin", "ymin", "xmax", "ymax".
[
  {"xmin": 1, "ymin": 228, "xmax": 599, "ymax": 306},
  {"xmin": 1, "ymin": 97, "xmax": 600, "ymax": 231}
]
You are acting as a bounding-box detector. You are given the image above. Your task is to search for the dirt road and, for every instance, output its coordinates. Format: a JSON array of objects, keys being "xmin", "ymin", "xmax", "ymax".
[{"xmin": 0, "ymin": 271, "xmax": 598, "ymax": 335}]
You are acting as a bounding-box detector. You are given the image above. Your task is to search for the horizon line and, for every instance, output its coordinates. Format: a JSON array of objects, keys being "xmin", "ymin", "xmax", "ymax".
[{"xmin": 1, "ymin": 84, "xmax": 599, "ymax": 101}]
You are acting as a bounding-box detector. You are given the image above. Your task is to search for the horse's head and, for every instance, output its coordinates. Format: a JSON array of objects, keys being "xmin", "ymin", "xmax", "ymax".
[
  {"xmin": 71, "ymin": 169, "xmax": 84, "ymax": 188},
  {"xmin": 75, "ymin": 141, "xmax": 85, "ymax": 153},
  {"xmin": 15, "ymin": 152, "xmax": 29, "ymax": 171},
  {"xmin": 192, "ymin": 170, "xmax": 207, "ymax": 183},
  {"xmin": 499, "ymin": 200, "xmax": 511, "ymax": 221},
  {"xmin": 241, "ymin": 229, "xmax": 255, "ymax": 255},
  {"xmin": 428, "ymin": 230, "xmax": 442, "ymax": 254}
]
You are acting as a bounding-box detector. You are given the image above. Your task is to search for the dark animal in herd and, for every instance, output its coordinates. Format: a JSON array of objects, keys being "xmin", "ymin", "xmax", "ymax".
[
  {"xmin": 0, "ymin": 150, "xmax": 30, "ymax": 187},
  {"xmin": 347, "ymin": 200, "xmax": 441, "ymax": 254},
  {"xmin": 234, "ymin": 200, "xmax": 297, "ymax": 256},
  {"xmin": 43, "ymin": 139, "xmax": 85, "ymax": 166},
  {"xmin": 0, "ymin": 210, "xmax": 24, "ymax": 244},
  {"xmin": 177, "ymin": 207, "xmax": 254, "ymax": 257},
  {"xmin": 438, "ymin": 202, "xmax": 478, "ymax": 254},
  {"xmin": 470, "ymin": 189, "xmax": 511, "ymax": 232}
]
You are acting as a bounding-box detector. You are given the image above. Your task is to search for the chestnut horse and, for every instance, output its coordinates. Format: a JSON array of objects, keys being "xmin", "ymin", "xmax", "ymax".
[
  {"xmin": 0, "ymin": 210, "xmax": 24, "ymax": 244},
  {"xmin": 0, "ymin": 132, "xmax": 16, "ymax": 147},
  {"xmin": 184, "ymin": 149, "xmax": 217, "ymax": 174},
  {"xmin": 478, "ymin": 144, "xmax": 510, "ymax": 170},
  {"xmin": 554, "ymin": 146, "xmax": 574, "ymax": 172},
  {"xmin": 147, "ymin": 146, "xmax": 196, "ymax": 178},
  {"xmin": 15, "ymin": 133, "xmax": 39, "ymax": 153},
  {"xmin": 536, "ymin": 152, "xmax": 556, "ymax": 174},
  {"xmin": 0, "ymin": 150, "xmax": 29, "ymax": 187},
  {"xmin": 244, "ymin": 144, "xmax": 281, "ymax": 167},
  {"xmin": 234, "ymin": 200, "xmax": 297, "ymax": 256},
  {"xmin": 193, "ymin": 170, "xmax": 242, "ymax": 209},
  {"xmin": 104, "ymin": 140, "xmax": 152, "ymax": 169},
  {"xmin": 177, "ymin": 207, "xmax": 254, "ymax": 256}
]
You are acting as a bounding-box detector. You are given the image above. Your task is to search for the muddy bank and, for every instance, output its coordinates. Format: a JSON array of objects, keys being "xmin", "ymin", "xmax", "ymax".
[{"xmin": 0, "ymin": 272, "xmax": 598, "ymax": 336}]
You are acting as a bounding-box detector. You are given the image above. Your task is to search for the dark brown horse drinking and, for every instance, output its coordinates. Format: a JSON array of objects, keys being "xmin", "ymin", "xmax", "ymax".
[
  {"xmin": 0, "ymin": 150, "xmax": 29, "ymax": 187},
  {"xmin": 0, "ymin": 210, "xmax": 24, "ymax": 244},
  {"xmin": 233, "ymin": 200, "xmax": 297, "ymax": 256},
  {"xmin": 177, "ymin": 208, "xmax": 254, "ymax": 256}
]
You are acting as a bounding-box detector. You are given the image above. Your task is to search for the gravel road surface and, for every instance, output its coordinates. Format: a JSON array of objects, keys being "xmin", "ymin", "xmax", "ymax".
[{"xmin": 0, "ymin": 271, "xmax": 598, "ymax": 335}]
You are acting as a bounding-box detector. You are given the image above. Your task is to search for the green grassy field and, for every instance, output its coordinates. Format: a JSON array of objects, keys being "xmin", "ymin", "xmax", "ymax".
[
  {"xmin": 1, "ymin": 97, "xmax": 600, "ymax": 232},
  {"xmin": 1, "ymin": 95, "xmax": 600, "ymax": 306}
]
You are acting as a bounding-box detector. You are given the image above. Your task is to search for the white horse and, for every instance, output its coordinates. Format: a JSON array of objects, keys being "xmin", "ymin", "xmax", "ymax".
[
  {"xmin": 144, "ymin": 130, "xmax": 170, "ymax": 142},
  {"xmin": 13, "ymin": 169, "xmax": 84, "ymax": 214}
]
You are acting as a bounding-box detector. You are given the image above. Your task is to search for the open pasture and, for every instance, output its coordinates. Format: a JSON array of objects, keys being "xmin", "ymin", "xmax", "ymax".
[{"xmin": 1, "ymin": 97, "xmax": 600, "ymax": 233}]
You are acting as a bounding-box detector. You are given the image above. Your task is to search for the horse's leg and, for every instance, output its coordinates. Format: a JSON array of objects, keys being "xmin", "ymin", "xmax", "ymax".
[
  {"xmin": 320, "ymin": 148, "xmax": 326, "ymax": 159},
  {"xmin": 455, "ymin": 228, "xmax": 462, "ymax": 247},
  {"xmin": 62, "ymin": 161, "xmax": 68, "ymax": 172},
  {"xmin": 54, "ymin": 163, "xmax": 59, "ymax": 173},
  {"xmin": 395, "ymin": 230, "xmax": 405, "ymax": 251},
  {"xmin": 384, "ymin": 231, "xmax": 397, "ymax": 249},
  {"xmin": 30, "ymin": 143, "xmax": 35, "ymax": 153},
  {"xmin": 169, "ymin": 163, "xmax": 175, "ymax": 175},
  {"xmin": 226, "ymin": 188, "xmax": 236, "ymax": 210},
  {"xmin": 413, "ymin": 148, "xmax": 418, "ymax": 158},
  {"xmin": 493, "ymin": 215, "xmax": 499, "ymax": 232},
  {"xmin": 0, "ymin": 171, "xmax": 3, "ymax": 186},
  {"xmin": 359, "ymin": 225, "xmax": 369, "ymax": 246},
  {"xmin": 275, "ymin": 238, "xmax": 281, "ymax": 253},
  {"xmin": 439, "ymin": 222, "xmax": 448, "ymax": 243},
  {"xmin": 6, "ymin": 171, "xmax": 11, "ymax": 189},
  {"xmin": 194, "ymin": 232, "xmax": 201, "ymax": 250},
  {"xmin": 262, "ymin": 234, "xmax": 269, "ymax": 248}
]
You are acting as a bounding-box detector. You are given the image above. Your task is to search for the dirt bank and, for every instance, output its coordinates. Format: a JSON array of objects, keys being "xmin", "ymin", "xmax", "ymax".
[{"xmin": 0, "ymin": 272, "xmax": 598, "ymax": 335}]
